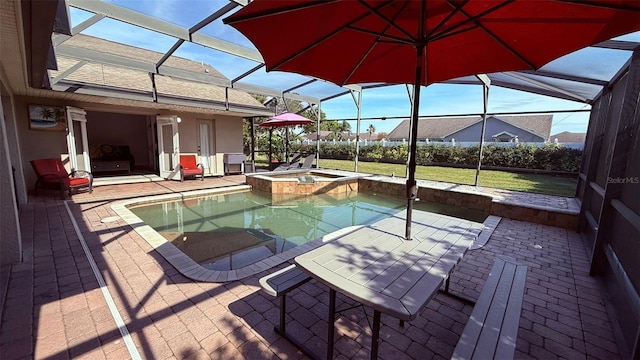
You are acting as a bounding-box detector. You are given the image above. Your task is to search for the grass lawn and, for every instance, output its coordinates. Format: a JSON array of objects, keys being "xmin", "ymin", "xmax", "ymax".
[{"xmin": 315, "ymin": 159, "xmax": 578, "ymax": 197}]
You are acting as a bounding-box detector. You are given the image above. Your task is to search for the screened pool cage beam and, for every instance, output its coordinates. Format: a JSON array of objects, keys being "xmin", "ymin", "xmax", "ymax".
[
  {"xmin": 62, "ymin": 0, "xmax": 635, "ymax": 112},
  {"xmin": 351, "ymin": 89, "xmax": 363, "ymax": 173},
  {"xmin": 475, "ymin": 75, "xmax": 491, "ymax": 187},
  {"xmin": 325, "ymin": 108, "xmax": 591, "ymax": 123},
  {"xmin": 316, "ymin": 102, "xmax": 322, "ymax": 168},
  {"xmin": 405, "ymin": 84, "xmax": 415, "ymax": 179}
]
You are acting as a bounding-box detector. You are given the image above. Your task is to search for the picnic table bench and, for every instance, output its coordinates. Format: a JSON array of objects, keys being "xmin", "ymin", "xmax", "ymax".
[
  {"xmin": 258, "ymin": 264, "xmax": 311, "ymax": 335},
  {"xmin": 452, "ymin": 258, "xmax": 528, "ymax": 360}
]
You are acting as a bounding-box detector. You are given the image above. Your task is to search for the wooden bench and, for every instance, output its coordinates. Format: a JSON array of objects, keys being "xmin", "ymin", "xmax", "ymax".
[
  {"xmin": 259, "ymin": 264, "xmax": 311, "ymax": 335},
  {"xmin": 452, "ymin": 259, "xmax": 528, "ymax": 360}
]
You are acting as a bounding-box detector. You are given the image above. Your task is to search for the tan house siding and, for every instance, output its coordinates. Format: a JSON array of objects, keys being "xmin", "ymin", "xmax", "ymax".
[
  {"xmin": 14, "ymin": 96, "xmax": 71, "ymax": 191},
  {"xmin": 215, "ymin": 115, "xmax": 244, "ymax": 153}
]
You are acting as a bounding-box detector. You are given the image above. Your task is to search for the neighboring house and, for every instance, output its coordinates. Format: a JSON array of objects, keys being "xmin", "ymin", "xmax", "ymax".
[
  {"xmin": 550, "ymin": 131, "xmax": 586, "ymax": 144},
  {"xmin": 387, "ymin": 115, "xmax": 553, "ymax": 143},
  {"xmin": 345, "ymin": 132, "xmax": 387, "ymax": 141},
  {"xmin": 13, "ymin": 33, "xmax": 271, "ymax": 189},
  {"xmin": 304, "ymin": 131, "xmax": 386, "ymax": 141},
  {"xmin": 304, "ymin": 131, "xmax": 334, "ymax": 141}
]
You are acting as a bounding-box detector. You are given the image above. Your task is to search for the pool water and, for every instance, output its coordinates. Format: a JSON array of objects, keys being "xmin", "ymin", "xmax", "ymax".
[{"xmin": 129, "ymin": 191, "xmax": 487, "ymax": 270}]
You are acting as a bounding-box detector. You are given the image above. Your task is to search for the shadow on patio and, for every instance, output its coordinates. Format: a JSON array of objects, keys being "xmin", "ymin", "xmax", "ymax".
[{"xmin": 0, "ymin": 177, "xmax": 621, "ymax": 359}]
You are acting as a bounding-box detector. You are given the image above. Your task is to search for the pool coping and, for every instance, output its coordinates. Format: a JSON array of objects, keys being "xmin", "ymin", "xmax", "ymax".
[
  {"xmin": 111, "ymin": 183, "xmax": 492, "ymax": 282},
  {"xmin": 247, "ymin": 168, "xmax": 371, "ymax": 182},
  {"xmin": 358, "ymin": 175, "xmax": 580, "ymax": 229}
]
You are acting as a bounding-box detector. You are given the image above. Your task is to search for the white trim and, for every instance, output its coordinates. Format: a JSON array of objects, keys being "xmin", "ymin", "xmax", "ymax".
[{"xmin": 491, "ymin": 131, "xmax": 517, "ymax": 138}]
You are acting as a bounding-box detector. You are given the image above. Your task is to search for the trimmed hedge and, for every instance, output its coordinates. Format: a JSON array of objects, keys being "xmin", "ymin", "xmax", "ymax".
[{"xmin": 291, "ymin": 143, "xmax": 582, "ymax": 173}]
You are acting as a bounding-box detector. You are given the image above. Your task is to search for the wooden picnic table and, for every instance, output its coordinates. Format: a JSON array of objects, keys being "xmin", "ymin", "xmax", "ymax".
[{"xmin": 295, "ymin": 210, "xmax": 482, "ymax": 359}]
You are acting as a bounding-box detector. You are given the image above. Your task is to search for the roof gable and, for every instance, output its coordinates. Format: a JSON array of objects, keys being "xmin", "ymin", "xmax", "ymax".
[
  {"xmin": 550, "ymin": 131, "xmax": 587, "ymax": 143},
  {"xmin": 388, "ymin": 114, "xmax": 553, "ymax": 140},
  {"xmin": 387, "ymin": 116, "xmax": 478, "ymax": 140}
]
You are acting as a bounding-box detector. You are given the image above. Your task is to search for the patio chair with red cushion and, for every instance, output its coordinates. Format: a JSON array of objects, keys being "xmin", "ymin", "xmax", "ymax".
[
  {"xmin": 179, "ymin": 155, "xmax": 204, "ymax": 181},
  {"xmin": 30, "ymin": 158, "xmax": 93, "ymax": 199}
]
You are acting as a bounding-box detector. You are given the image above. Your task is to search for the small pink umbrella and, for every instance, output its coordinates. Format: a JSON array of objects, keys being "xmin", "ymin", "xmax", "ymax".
[
  {"xmin": 260, "ymin": 112, "xmax": 314, "ymax": 127},
  {"xmin": 260, "ymin": 112, "xmax": 313, "ymax": 166}
]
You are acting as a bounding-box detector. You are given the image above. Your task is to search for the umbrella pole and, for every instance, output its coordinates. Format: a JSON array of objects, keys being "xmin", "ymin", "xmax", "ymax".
[
  {"xmin": 269, "ymin": 128, "xmax": 273, "ymax": 168},
  {"xmin": 285, "ymin": 127, "xmax": 289, "ymax": 166},
  {"xmin": 405, "ymin": 44, "xmax": 425, "ymax": 241}
]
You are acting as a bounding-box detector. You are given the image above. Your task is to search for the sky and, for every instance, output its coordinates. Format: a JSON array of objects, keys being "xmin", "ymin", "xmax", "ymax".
[{"xmin": 68, "ymin": 0, "xmax": 638, "ymax": 137}]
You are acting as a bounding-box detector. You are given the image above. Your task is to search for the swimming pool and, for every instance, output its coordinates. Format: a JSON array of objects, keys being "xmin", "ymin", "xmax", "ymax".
[{"xmin": 127, "ymin": 189, "xmax": 487, "ymax": 272}]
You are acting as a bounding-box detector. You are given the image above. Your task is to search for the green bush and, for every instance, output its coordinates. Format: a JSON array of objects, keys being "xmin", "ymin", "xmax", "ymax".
[{"xmin": 304, "ymin": 142, "xmax": 582, "ymax": 172}]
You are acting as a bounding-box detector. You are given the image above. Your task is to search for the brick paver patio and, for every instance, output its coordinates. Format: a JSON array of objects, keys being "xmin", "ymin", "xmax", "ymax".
[{"xmin": 0, "ymin": 176, "xmax": 621, "ymax": 359}]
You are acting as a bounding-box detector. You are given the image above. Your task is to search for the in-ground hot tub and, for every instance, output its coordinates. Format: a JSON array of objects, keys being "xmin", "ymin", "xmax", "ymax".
[{"xmin": 246, "ymin": 169, "xmax": 368, "ymax": 195}]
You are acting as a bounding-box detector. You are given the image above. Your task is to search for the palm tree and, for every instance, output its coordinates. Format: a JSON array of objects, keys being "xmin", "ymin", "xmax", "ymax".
[
  {"xmin": 39, "ymin": 107, "xmax": 55, "ymax": 121},
  {"xmin": 367, "ymin": 124, "xmax": 376, "ymax": 139},
  {"xmin": 339, "ymin": 120, "xmax": 351, "ymax": 134}
]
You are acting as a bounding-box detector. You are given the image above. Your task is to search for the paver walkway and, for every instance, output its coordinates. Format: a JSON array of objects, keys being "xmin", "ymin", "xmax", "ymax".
[{"xmin": 0, "ymin": 176, "xmax": 620, "ymax": 359}]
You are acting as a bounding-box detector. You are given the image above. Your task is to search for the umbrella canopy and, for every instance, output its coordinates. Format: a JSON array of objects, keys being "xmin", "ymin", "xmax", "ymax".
[
  {"xmin": 225, "ymin": 0, "xmax": 640, "ymax": 239},
  {"xmin": 260, "ymin": 112, "xmax": 314, "ymax": 127},
  {"xmin": 260, "ymin": 112, "xmax": 313, "ymax": 166}
]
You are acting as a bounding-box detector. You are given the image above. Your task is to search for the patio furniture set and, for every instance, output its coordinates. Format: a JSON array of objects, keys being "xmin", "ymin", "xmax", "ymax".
[
  {"xmin": 259, "ymin": 212, "xmax": 528, "ymax": 360},
  {"xmin": 29, "ymin": 154, "xmax": 208, "ymax": 199}
]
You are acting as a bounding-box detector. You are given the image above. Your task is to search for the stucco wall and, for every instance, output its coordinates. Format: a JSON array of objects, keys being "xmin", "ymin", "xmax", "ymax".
[
  {"xmin": 173, "ymin": 114, "xmax": 243, "ymax": 176},
  {"xmin": 15, "ymin": 96, "xmax": 70, "ymax": 193},
  {"xmin": 177, "ymin": 114, "xmax": 199, "ymax": 154},
  {"xmin": 214, "ymin": 115, "xmax": 243, "ymax": 153},
  {"xmin": 445, "ymin": 118, "xmax": 545, "ymax": 142},
  {"xmin": 214, "ymin": 115, "xmax": 244, "ymax": 175}
]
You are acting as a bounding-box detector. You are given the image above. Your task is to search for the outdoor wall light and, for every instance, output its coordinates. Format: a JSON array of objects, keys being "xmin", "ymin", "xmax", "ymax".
[{"xmin": 176, "ymin": 116, "xmax": 182, "ymax": 123}]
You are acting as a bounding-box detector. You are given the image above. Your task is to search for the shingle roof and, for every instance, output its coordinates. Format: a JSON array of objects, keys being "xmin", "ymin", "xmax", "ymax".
[
  {"xmin": 61, "ymin": 34, "xmax": 228, "ymax": 80},
  {"xmin": 49, "ymin": 34, "xmax": 265, "ymax": 110},
  {"xmin": 498, "ymin": 115, "xmax": 553, "ymax": 139},
  {"xmin": 550, "ymin": 131, "xmax": 586, "ymax": 143},
  {"xmin": 304, "ymin": 131, "xmax": 333, "ymax": 140},
  {"xmin": 387, "ymin": 117, "xmax": 478, "ymax": 140},
  {"xmin": 387, "ymin": 115, "xmax": 553, "ymax": 140}
]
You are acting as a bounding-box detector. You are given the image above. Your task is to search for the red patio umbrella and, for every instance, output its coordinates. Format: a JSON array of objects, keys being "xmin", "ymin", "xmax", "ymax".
[
  {"xmin": 260, "ymin": 112, "xmax": 313, "ymax": 166},
  {"xmin": 225, "ymin": 1, "xmax": 640, "ymax": 241}
]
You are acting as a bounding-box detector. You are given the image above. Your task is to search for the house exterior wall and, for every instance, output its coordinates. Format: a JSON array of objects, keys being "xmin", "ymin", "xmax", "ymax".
[
  {"xmin": 173, "ymin": 114, "xmax": 243, "ymax": 176},
  {"xmin": 214, "ymin": 115, "xmax": 244, "ymax": 175},
  {"xmin": 13, "ymin": 94, "xmax": 247, "ymax": 187},
  {"xmin": 444, "ymin": 119, "xmax": 545, "ymax": 142},
  {"xmin": 14, "ymin": 96, "xmax": 70, "ymax": 195},
  {"xmin": 176, "ymin": 114, "xmax": 218, "ymax": 175}
]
